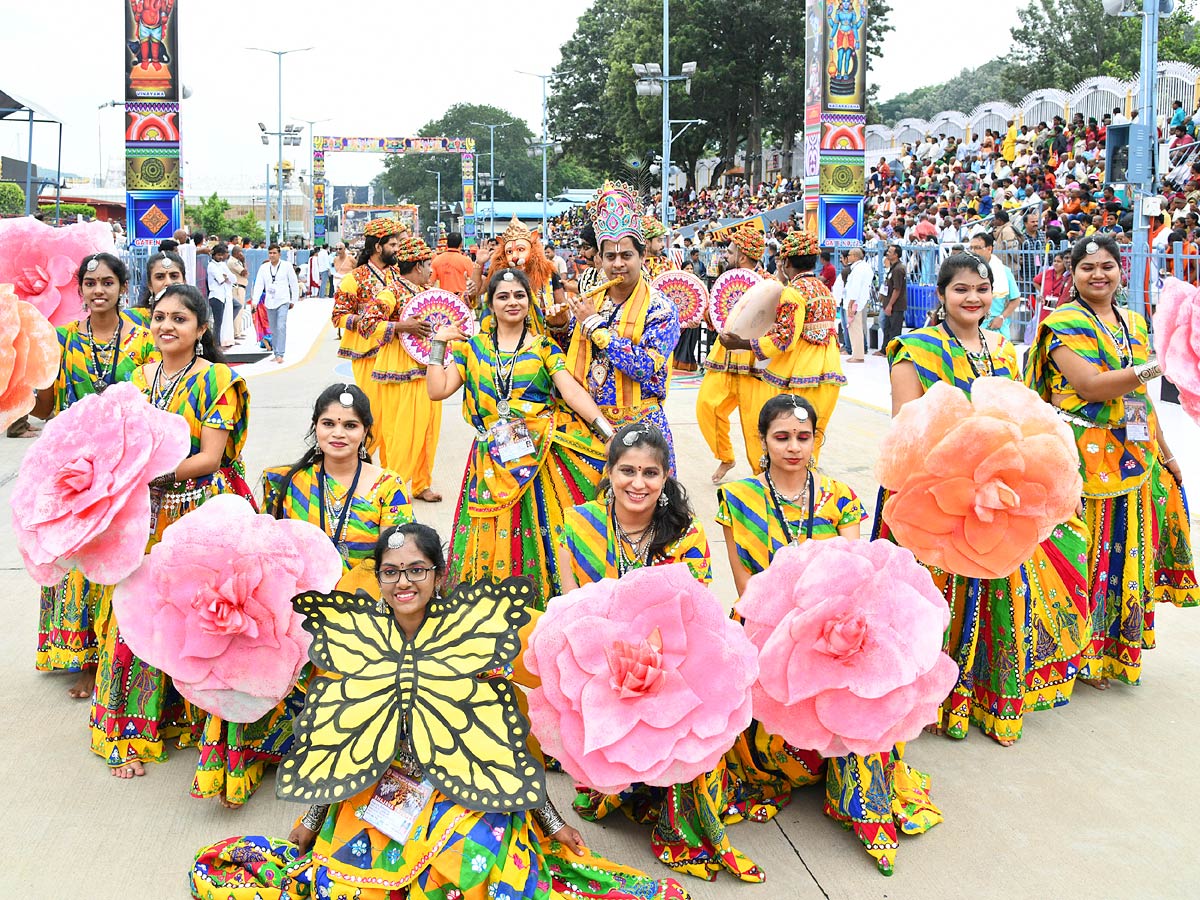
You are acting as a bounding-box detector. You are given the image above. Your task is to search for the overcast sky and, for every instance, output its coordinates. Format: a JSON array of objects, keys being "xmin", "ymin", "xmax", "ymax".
[{"xmin": 2, "ymin": 1, "xmax": 1023, "ymax": 193}]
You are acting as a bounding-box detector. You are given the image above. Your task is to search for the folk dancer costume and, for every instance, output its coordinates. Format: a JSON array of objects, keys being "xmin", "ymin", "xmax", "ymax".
[
  {"xmin": 560, "ymin": 503, "xmax": 749, "ymax": 882},
  {"xmin": 357, "ymin": 236, "xmax": 441, "ymax": 494},
  {"xmin": 642, "ymin": 216, "xmax": 675, "ymax": 279},
  {"xmin": 190, "ymin": 578, "xmax": 690, "ymax": 900},
  {"xmin": 90, "ymin": 363, "xmax": 287, "ymax": 804},
  {"xmin": 480, "ymin": 216, "xmax": 562, "ymax": 335},
  {"xmin": 1026, "ymin": 299, "xmax": 1197, "ymax": 684},
  {"xmin": 750, "ymin": 230, "xmax": 846, "ymax": 463},
  {"xmin": 37, "ymin": 309, "xmax": 156, "ymax": 673},
  {"xmin": 879, "ymin": 319, "xmax": 1090, "ymax": 743},
  {"xmin": 717, "ymin": 458, "xmax": 942, "ymax": 874},
  {"xmin": 551, "ymin": 182, "xmax": 682, "ymax": 471},
  {"xmin": 696, "ymin": 224, "xmax": 769, "ymax": 473},
  {"xmin": 445, "ymin": 330, "xmax": 607, "ymax": 610},
  {"xmin": 331, "ymin": 218, "xmax": 409, "ymax": 445}
]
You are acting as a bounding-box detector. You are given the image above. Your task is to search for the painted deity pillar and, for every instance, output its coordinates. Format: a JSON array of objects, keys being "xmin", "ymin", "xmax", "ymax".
[
  {"xmin": 803, "ymin": 0, "xmax": 867, "ymax": 248},
  {"xmin": 124, "ymin": 0, "xmax": 183, "ymax": 246}
]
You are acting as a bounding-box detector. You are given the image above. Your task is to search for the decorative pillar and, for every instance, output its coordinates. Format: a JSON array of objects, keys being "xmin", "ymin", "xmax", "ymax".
[{"xmin": 124, "ymin": 0, "xmax": 182, "ymax": 246}]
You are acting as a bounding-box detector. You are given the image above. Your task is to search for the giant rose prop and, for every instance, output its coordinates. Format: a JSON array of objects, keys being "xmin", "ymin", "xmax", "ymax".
[
  {"xmin": 12, "ymin": 382, "xmax": 189, "ymax": 586},
  {"xmin": 1154, "ymin": 276, "xmax": 1200, "ymax": 425},
  {"xmin": 735, "ymin": 538, "xmax": 958, "ymax": 757},
  {"xmin": 526, "ymin": 563, "xmax": 757, "ymax": 794},
  {"xmin": 0, "ymin": 216, "xmax": 114, "ymax": 325},
  {"xmin": 876, "ymin": 376, "xmax": 1081, "ymax": 579},
  {"xmin": 0, "ymin": 282, "xmax": 61, "ymax": 430},
  {"xmin": 112, "ymin": 495, "xmax": 342, "ymax": 722}
]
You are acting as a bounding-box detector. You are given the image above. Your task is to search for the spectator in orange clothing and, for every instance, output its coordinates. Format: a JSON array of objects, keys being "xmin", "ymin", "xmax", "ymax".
[{"xmin": 430, "ymin": 232, "xmax": 476, "ymax": 295}]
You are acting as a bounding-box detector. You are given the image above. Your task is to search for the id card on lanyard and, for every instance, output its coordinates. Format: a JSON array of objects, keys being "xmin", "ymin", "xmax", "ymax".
[{"xmin": 358, "ymin": 764, "xmax": 435, "ymax": 845}]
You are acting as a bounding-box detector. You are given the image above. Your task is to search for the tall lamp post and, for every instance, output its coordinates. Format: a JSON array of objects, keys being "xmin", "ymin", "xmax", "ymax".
[
  {"xmin": 247, "ymin": 46, "xmax": 312, "ymax": 242},
  {"xmin": 470, "ymin": 120, "xmax": 511, "ymax": 239},
  {"xmin": 293, "ymin": 115, "xmax": 331, "ymax": 243},
  {"xmin": 257, "ymin": 121, "xmax": 302, "ymax": 239},
  {"xmin": 425, "ymin": 169, "xmax": 442, "ymax": 245},
  {"xmin": 633, "ymin": 3, "xmax": 696, "ymax": 237},
  {"xmin": 517, "ymin": 71, "xmax": 555, "ymax": 236}
]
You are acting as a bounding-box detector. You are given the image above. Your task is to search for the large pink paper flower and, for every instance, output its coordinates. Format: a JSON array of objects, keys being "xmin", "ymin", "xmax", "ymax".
[
  {"xmin": 1154, "ymin": 276, "xmax": 1200, "ymax": 425},
  {"xmin": 0, "ymin": 217, "xmax": 114, "ymax": 325},
  {"xmin": 735, "ymin": 538, "xmax": 959, "ymax": 758},
  {"xmin": 876, "ymin": 376, "xmax": 1081, "ymax": 579},
  {"xmin": 0, "ymin": 282, "xmax": 61, "ymax": 430},
  {"xmin": 525, "ymin": 563, "xmax": 757, "ymax": 794},
  {"xmin": 12, "ymin": 382, "xmax": 189, "ymax": 586},
  {"xmin": 112, "ymin": 495, "xmax": 342, "ymax": 722}
]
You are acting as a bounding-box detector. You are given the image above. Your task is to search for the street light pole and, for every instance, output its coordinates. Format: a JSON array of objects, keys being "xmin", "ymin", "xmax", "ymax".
[
  {"xmin": 661, "ymin": 0, "xmax": 670, "ymax": 235},
  {"xmin": 470, "ymin": 120, "xmax": 511, "ymax": 239},
  {"xmin": 293, "ymin": 116, "xmax": 331, "ymax": 243},
  {"xmin": 248, "ymin": 46, "xmax": 312, "ymax": 242},
  {"xmin": 425, "ymin": 169, "xmax": 442, "ymax": 244},
  {"xmin": 517, "ymin": 71, "xmax": 553, "ymax": 236}
]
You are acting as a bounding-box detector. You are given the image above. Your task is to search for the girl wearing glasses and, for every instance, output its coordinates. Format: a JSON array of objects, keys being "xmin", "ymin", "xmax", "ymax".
[
  {"xmin": 426, "ymin": 268, "xmax": 614, "ymax": 609},
  {"xmin": 192, "ymin": 522, "xmax": 689, "ymax": 900},
  {"xmin": 262, "ymin": 384, "xmax": 412, "ymax": 585}
]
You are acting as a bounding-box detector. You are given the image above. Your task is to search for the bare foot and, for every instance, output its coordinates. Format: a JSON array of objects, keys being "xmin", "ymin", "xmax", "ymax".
[
  {"xmin": 846, "ymin": 357, "xmax": 865, "ymax": 363},
  {"xmin": 111, "ymin": 760, "xmax": 145, "ymax": 779},
  {"xmin": 922, "ymin": 723, "xmax": 944, "ymax": 737},
  {"xmin": 711, "ymin": 461, "xmax": 734, "ymax": 484},
  {"xmin": 219, "ymin": 794, "xmax": 245, "ymax": 810},
  {"xmin": 992, "ymin": 736, "xmax": 1017, "ymax": 748},
  {"xmin": 1081, "ymin": 677, "xmax": 1110, "ymax": 690},
  {"xmin": 416, "ymin": 488, "xmax": 443, "ymax": 503},
  {"xmin": 67, "ymin": 668, "xmax": 96, "ymax": 699}
]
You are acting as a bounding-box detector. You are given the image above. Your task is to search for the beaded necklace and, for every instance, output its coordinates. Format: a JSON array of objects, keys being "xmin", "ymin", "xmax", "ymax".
[
  {"xmin": 86, "ymin": 317, "xmax": 123, "ymax": 393},
  {"xmin": 149, "ymin": 356, "xmax": 197, "ymax": 410}
]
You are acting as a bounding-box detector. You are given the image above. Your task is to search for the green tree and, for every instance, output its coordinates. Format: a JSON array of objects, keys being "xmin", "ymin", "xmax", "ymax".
[
  {"xmin": 0, "ymin": 182, "xmax": 25, "ymax": 216},
  {"xmin": 549, "ymin": 155, "xmax": 601, "ymax": 194},
  {"xmin": 40, "ymin": 203, "xmax": 97, "ymax": 220},
  {"xmin": 226, "ymin": 210, "xmax": 265, "ymax": 243},
  {"xmin": 185, "ymin": 192, "xmax": 231, "ymax": 237}
]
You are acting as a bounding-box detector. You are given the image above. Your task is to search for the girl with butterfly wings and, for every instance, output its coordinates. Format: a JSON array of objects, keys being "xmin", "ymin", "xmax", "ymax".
[{"xmin": 191, "ymin": 523, "xmax": 689, "ymax": 900}]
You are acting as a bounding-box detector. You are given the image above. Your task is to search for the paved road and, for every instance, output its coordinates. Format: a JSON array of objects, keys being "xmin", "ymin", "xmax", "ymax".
[{"xmin": 2, "ymin": 317, "xmax": 1197, "ymax": 898}]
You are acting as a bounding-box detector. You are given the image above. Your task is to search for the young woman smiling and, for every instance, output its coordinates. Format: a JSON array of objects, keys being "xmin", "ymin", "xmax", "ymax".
[
  {"xmin": 883, "ymin": 253, "xmax": 1089, "ymax": 746},
  {"xmin": 426, "ymin": 267, "xmax": 614, "ymax": 609},
  {"xmin": 1026, "ymin": 234, "xmax": 1196, "ymax": 689},
  {"xmin": 32, "ymin": 253, "xmax": 156, "ymax": 698}
]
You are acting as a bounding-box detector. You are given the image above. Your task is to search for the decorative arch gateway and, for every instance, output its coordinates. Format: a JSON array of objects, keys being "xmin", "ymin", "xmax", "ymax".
[{"xmin": 312, "ymin": 135, "xmax": 476, "ymax": 247}]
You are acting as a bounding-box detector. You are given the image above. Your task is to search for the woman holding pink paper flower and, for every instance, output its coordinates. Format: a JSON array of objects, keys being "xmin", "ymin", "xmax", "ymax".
[
  {"xmin": 1026, "ymin": 235, "xmax": 1197, "ymax": 689},
  {"xmin": 881, "ymin": 252, "xmax": 1089, "ymax": 745},
  {"xmin": 30, "ymin": 254, "xmax": 156, "ymax": 698},
  {"xmin": 90, "ymin": 283, "xmax": 276, "ymax": 808},
  {"xmin": 716, "ymin": 393, "xmax": 943, "ymax": 874}
]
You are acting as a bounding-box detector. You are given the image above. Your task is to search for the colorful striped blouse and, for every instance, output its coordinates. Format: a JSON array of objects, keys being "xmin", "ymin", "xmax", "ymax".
[
  {"xmin": 887, "ymin": 324, "xmax": 1018, "ymax": 393},
  {"xmin": 132, "ymin": 362, "xmax": 249, "ymax": 472},
  {"xmin": 51, "ymin": 312, "xmax": 157, "ymax": 413}
]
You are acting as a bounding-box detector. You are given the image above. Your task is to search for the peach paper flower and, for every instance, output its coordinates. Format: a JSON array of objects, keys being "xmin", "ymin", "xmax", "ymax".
[
  {"xmin": 876, "ymin": 376, "xmax": 1081, "ymax": 579},
  {"xmin": 0, "ymin": 282, "xmax": 61, "ymax": 430},
  {"xmin": 12, "ymin": 382, "xmax": 189, "ymax": 585},
  {"xmin": 0, "ymin": 216, "xmax": 114, "ymax": 325},
  {"xmin": 525, "ymin": 563, "xmax": 757, "ymax": 794},
  {"xmin": 1154, "ymin": 276, "xmax": 1200, "ymax": 425},
  {"xmin": 735, "ymin": 538, "xmax": 959, "ymax": 758},
  {"xmin": 113, "ymin": 495, "xmax": 343, "ymax": 722}
]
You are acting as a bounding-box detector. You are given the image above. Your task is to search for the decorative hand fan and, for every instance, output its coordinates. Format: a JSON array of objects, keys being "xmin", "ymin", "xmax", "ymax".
[
  {"xmin": 709, "ymin": 268, "xmax": 762, "ymax": 332},
  {"xmin": 651, "ymin": 270, "xmax": 708, "ymax": 326},
  {"xmin": 400, "ymin": 288, "xmax": 476, "ymax": 365}
]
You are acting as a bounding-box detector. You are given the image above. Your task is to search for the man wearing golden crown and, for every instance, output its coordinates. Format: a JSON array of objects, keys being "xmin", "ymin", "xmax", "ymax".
[
  {"xmin": 548, "ymin": 182, "xmax": 681, "ymax": 470},
  {"xmin": 471, "ymin": 215, "xmax": 565, "ymax": 334}
]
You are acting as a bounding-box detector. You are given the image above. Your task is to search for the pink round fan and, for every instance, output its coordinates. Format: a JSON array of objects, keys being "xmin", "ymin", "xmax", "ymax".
[
  {"xmin": 651, "ymin": 270, "xmax": 708, "ymax": 326},
  {"xmin": 400, "ymin": 288, "xmax": 476, "ymax": 365},
  {"xmin": 709, "ymin": 267, "xmax": 762, "ymax": 332}
]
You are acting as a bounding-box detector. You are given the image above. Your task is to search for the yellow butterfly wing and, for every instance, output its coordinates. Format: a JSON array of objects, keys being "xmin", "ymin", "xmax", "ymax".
[
  {"xmin": 276, "ymin": 590, "xmax": 409, "ymax": 804},
  {"xmin": 409, "ymin": 577, "xmax": 546, "ymax": 812}
]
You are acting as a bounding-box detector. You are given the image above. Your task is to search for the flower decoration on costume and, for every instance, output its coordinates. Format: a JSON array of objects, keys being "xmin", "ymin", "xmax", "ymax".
[
  {"xmin": 876, "ymin": 377, "xmax": 1081, "ymax": 579},
  {"xmin": 589, "ymin": 181, "xmax": 641, "ymax": 247},
  {"xmin": 0, "ymin": 216, "xmax": 115, "ymax": 324},
  {"xmin": 12, "ymin": 382, "xmax": 189, "ymax": 586},
  {"xmin": 363, "ymin": 217, "xmax": 408, "ymax": 239},
  {"xmin": 112, "ymin": 494, "xmax": 342, "ymax": 722},
  {"xmin": 641, "ymin": 215, "xmax": 668, "ymax": 240},
  {"xmin": 1154, "ymin": 276, "xmax": 1200, "ymax": 425},
  {"xmin": 735, "ymin": 538, "xmax": 959, "ymax": 757},
  {"xmin": 778, "ymin": 229, "xmax": 819, "ymax": 258},
  {"xmin": 525, "ymin": 563, "xmax": 757, "ymax": 794},
  {"xmin": 0, "ymin": 282, "xmax": 61, "ymax": 430},
  {"xmin": 728, "ymin": 224, "xmax": 765, "ymax": 261}
]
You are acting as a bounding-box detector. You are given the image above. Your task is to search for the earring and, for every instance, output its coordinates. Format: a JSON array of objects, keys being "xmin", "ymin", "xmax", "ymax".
[
  {"xmin": 375, "ymin": 596, "xmax": 386, "ymax": 614},
  {"xmin": 195, "ymin": 339, "xmax": 203, "ymax": 355},
  {"xmin": 605, "ymin": 486, "xmax": 614, "ymax": 504},
  {"xmin": 758, "ymin": 452, "xmax": 769, "ymax": 470},
  {"xmin": 314, "ymin": 445, "xmax": 324, "ymax": 458},
  {"xmin": 808, "ymin": 456, "xmax": 816, "ymax": 470},
  {"xmin": 358, "ymin": 444, "xmax": 370, "ymax": 461},
  {"xmin": 658, "ymin": 493, "xmax": 669, "ymax": 508}
]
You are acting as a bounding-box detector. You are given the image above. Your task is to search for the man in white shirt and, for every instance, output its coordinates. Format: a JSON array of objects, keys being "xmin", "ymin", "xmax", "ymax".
[
  {"xmin": 205, "ymin": 242, "xmax": 236, "ymax": 349},
  {"xmin": 315, "ymin": 245, "xmax": 331, "ymax": 297},
  {"xmin": 251, "ymin": 243, "xmax": 300, "ymax": 364},
  {"xmin": 969, "ymin": 232, "xmax": 1018, "ymax": 336},
  {"xmin": 842, "ymin": 246, "xmax": 874, "ymax": 363}
]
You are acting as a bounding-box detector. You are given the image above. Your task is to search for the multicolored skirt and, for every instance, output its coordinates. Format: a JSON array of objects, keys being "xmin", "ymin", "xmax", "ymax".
[
  {"xmin": 36, "ymin": 569, "xmax": 109, "ymax": 672},
  {"xmin": 191, "ymin": 786, "xmax": 690, "ymax": 900}
]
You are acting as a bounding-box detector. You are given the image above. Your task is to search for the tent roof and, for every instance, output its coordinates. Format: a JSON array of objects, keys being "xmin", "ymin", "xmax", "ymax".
[{"xmin": 0, "ymin": 88, "xmax": 62, "ymax": 123}]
